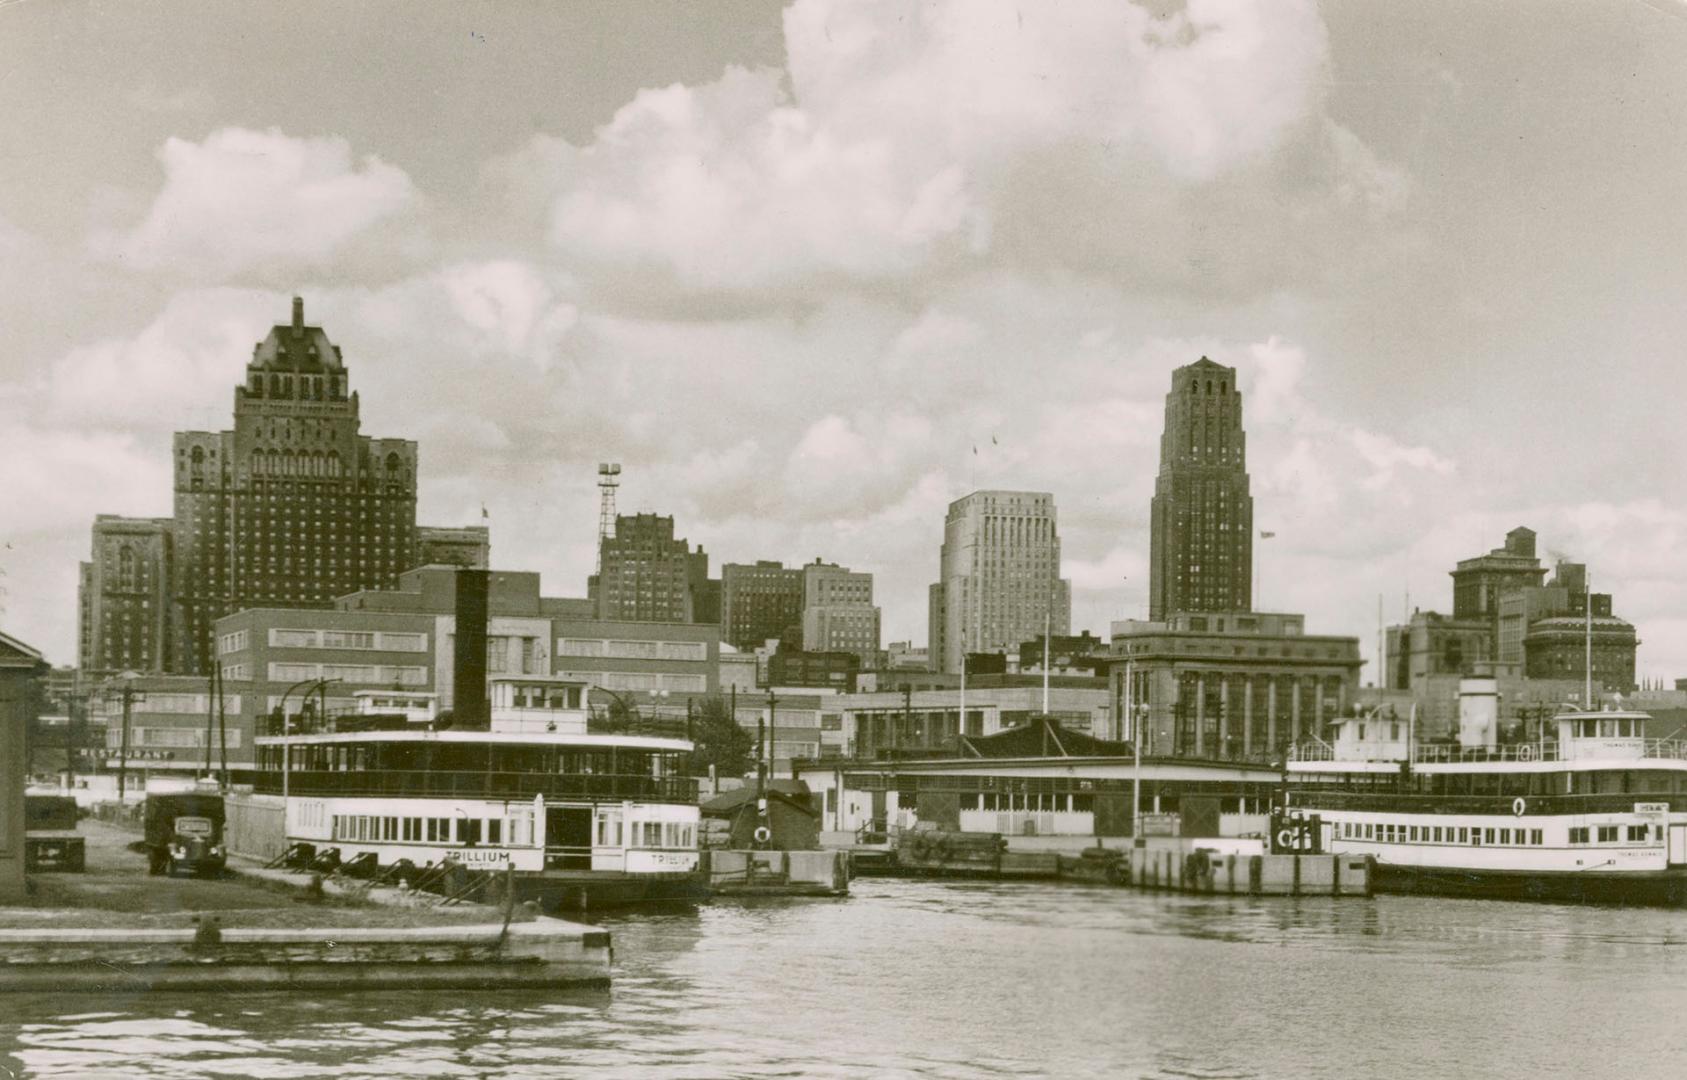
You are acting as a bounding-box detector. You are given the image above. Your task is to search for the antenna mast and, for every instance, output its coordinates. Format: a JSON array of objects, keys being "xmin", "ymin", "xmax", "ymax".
[{"xmin": 596, "ymin": 463, "xmax": 621, "ymax": 575}]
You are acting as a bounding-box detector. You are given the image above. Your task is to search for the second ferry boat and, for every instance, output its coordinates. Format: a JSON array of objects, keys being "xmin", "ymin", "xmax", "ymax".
[
  {"xmin": 1285, "ymin": 680, "xmax": 1687, "ymax": 905},
  {"xmin": 253, "ymin": 674, "xmax": 704, "ymax": 910}
]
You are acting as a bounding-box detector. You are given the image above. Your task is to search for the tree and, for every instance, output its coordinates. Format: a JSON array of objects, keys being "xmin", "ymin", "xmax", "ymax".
[{"xmin": 686, "ymin": 694, "xmax": 753, "ymax": 779}]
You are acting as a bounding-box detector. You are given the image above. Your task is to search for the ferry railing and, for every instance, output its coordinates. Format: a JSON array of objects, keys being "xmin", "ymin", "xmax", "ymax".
[
  {"xmin": 252, "ymin": 769, "xmax": 699, "ymax": 802},
  {"xmin": 1287, "ymin": 790, "xmax": 1681, "ymax": 816},
  {"xmin": 1642, "ymin": 739, "xmax": 1687, "ymax": 761},
  {"xmin": 1411, "ymin": 743, "xmax": 1563, "ymax": 765}
]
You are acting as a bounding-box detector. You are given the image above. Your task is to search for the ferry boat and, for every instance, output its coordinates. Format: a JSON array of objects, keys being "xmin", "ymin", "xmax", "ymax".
[
  {"xmin": 1285, "ymin": 686, "xmax": 1687, "ymax": 906},
  {"xmin": 252, "ymin": 676, "xmax": 704, "ymax": 910}
]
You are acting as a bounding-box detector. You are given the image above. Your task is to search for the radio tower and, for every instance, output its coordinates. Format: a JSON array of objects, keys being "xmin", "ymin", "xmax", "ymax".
[{"xmin": 596, "ymin": 463, "xmax": 621, "ymax": 574}]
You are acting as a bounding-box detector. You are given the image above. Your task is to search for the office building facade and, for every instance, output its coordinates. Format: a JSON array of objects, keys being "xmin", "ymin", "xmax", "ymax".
[
  {"xmin": 593, "ymin": 512, "xmax": 709, "ymax": 623},
  {"xmin": 929, "ymin": 490, "xmax": 1071, "ymax": 674},
  {"xmin": 721, "ymin": 560, "xmax": 806, "ymax": 651}
]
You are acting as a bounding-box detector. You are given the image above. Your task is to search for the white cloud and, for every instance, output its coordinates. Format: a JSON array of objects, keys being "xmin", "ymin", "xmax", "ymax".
[
  {"xmin": 93, "ymin": 127, "xmax": 417, "ymax": 277},
  {"xmin": 508, "ymin": 0, "xmax": 1359, "ymax": 297}
]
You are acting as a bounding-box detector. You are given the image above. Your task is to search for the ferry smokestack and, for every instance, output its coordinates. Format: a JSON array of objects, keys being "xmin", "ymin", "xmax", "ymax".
[{"xmin": 453, "ymin": 568, "xmax": 490, "ymax": 729}]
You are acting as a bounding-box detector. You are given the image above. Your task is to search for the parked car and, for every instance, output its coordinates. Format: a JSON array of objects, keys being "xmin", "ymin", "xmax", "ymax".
[{"xmin": 143, "ymin": 792, "xmax": 227, "ymax": 877}]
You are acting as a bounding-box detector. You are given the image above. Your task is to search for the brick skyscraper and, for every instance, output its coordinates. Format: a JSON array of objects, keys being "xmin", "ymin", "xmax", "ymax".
[
  {"xmin": 169, "ymin": 297, "xmax": 419, "ymax": 674},
  {"xmin": 1148, "ymin": 358, "xmax": 1253, "ymax": 621}
]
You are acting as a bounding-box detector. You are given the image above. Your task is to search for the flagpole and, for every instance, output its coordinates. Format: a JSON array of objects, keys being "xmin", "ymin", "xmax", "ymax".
[{"xmin": 1042, "ymin": 609, "xmax": 1051, "ymax": 715}]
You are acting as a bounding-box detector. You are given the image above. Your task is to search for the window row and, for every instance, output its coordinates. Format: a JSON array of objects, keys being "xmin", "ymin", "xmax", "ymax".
[
  {"xmin": 332, "ymin": 810, "xmax": 533, "ymax": 848},
  {"xmin": 1343, "ymin": 820, "xmax": 1545, "ymax": 847}
]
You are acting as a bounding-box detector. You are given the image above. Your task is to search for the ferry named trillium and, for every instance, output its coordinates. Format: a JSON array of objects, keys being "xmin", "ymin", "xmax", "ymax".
[
  {"xmin": 253, "ymin": 676, "xmax": 704, "ymax": 909},
  {"xmin": 1285, "ymin": 681, "xmax": 1687, "ymax": 905}
]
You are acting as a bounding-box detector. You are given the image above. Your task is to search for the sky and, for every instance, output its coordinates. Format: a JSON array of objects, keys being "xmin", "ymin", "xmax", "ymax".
[{"xmin": 3, "ymin": 0, "xmax": 1686, "ymax": 681}]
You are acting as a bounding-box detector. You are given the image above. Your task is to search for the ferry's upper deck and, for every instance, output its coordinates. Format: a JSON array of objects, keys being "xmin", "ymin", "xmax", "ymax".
[
  {"xmin": 252, "ymin": 676, "xmax": 698, "ymax": 802},
  {"xmin": 1290, "ymin": 707, "xmax": 1687, "ymax": 775}
]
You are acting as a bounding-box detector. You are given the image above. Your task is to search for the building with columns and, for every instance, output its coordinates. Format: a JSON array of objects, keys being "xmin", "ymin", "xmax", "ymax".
[{"xmin": 1107, "ymin": 611, "xmax": 1362, "ymax": 761}]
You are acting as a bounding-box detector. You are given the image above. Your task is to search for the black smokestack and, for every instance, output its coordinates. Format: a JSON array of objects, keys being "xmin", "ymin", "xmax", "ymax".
[{"xmin": 453, "ymin": 569, "xmax": 490, "ymax": 729}]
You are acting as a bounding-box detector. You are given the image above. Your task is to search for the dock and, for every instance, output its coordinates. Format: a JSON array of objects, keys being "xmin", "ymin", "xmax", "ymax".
[
  {"xmin": 0, "ymin": 819, "xmax": 611, "ymax": 992},
  {"xmin": 843, "ymin": 830, "xmax": 1373, "ymax": 897}
]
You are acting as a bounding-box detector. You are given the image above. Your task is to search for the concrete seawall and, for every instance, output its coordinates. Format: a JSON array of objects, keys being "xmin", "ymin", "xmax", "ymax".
[
  {"xmin": 0, "ymin": 920, "xmax": 610, "ymax": 992},
  {"xmin": 1127, "ymin": 839, "xmax": 1372, "ymax": 897}
]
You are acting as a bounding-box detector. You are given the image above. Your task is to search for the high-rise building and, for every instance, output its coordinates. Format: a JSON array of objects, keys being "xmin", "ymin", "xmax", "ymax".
[
  {"xmin": 76, "ymin": 296, "xmax": 477, "ymax": 679},
  {"xmin": 170, "ymin": 297, "xmax": 419, "ymax": 674},
  {"xmin": 594, "ymin": 512, "xmax": 708, "ymax": 623},
  {"xmin": 720, "ymin": 560, "xmax": 806, "ymax": 651},
  {"xmin": 78, "ymin": 515, "xmax": 174, "ymax": 673},
  {"xmin": 929, "ymin": 490, "xmax": 1071, "ymax": 674},
  {"xmin": 1148, "ymin": 358, "xmax": 1254, "ymax": 621},
  {"xmin": 416, "ymin": 525, "xmax": 491, "ymax": 569},
  {"xmin": 800, "ymin": 559, "xmax": 879, "ymax": 662},
  {"xmin": 1451, "ymin": 527, "xmax": 1547, "ymax": 621}
]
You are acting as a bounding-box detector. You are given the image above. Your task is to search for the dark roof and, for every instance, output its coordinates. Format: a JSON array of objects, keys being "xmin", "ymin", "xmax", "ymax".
[
  {"xmin": 701, "ymin": 779, "xmax": 815, "ymax": 814},
  {"xmin": 959, "ymin": 716, "xmax": 1132, "ymax": 759}
]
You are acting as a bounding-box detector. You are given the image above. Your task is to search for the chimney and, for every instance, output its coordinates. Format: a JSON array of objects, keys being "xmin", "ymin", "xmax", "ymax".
[
  {"xmin": 291, "ymin": 296, "xmax": 304, "ymax": 337},
  {"xmin": 452, "ymin": 569, "xmax": 491, "ymax": 729}
]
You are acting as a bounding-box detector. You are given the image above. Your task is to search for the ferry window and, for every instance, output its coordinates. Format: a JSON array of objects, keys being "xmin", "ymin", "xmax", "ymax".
[
  {"xmin": 1597, "ymin": 825, "xmax": 1617, "ymax": 843},
  {"xmin": 644, "ymin": 822, "xmax": 662, "ymax": 846},
  {"xmin": 1483, "ymin": 828, "xmax": 1494, "ymax": 845},
  {"xmin": 1458, "ymin": 828, "xmax": 1470, "ymax": 844},
  {"xmin": 1569, "ymin": 827, "xmax": 1588, "ymax": 844},
  {"xmin": 1409, "ymin": 826, "xmax": 1419, "ymax": 842},
  {"xmin": 462, "ymin": 819, "xmax": 483, "ymax": 845},
  {"xmin": 1365, "ymin": 824, "xmax": 1374, "ymax": 839},
  {"xmin": 1530, "ymin": 829, "xmax": 1543, "ymax": 845},
  {"xmin": 385, "ymin": 817, "xmax": 398, "ymax": 841},
  {"xmin": 1500, "ymin": 829, "xmax": 1511, "ymax": 845}
]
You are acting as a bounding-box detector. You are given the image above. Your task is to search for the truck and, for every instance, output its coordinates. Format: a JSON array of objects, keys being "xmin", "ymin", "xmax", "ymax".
[
  {"xmin": 143, "ymin": 792, "xmax": 228, "ymax": 877},
  {"xmin": 24, "ymin": 795, "xmax": 86, "ymax": 873}
]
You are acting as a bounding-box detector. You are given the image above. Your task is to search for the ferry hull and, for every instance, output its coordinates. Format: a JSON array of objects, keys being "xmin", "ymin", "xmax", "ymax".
[
  {"xmin": 523, "ymin": 870, "xmax": 709, "ymax": 912},
  {"xmin": 1373, "ymin": 862, "xmax": 1687, "ymax": 907}
]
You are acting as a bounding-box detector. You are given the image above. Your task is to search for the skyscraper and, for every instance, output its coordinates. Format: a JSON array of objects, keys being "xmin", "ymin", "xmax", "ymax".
[
  {"xmin": 76, "ymin": 297, "xmax": 439, "ymax": 677},
  {"xmin": 594, "ymin": 513, "xmax": 708, "ymax": 623},
  {"xmin": 1148, "ymin": 358, "xmax": 1253, "ymax": 621},
  {"xmin": 800, "ymin": 559, "xmax": 880, "ymax": 662},
  {"xmin": 929, "ymin": 490, "xmax": 1071, "ymax": 674},
  {"xmin": 720, "ymin": 560, "xmax": 805, "ymax": 650},
  {"xmin": 170, "ymin": 297, "xmax": 419, "ymax": 674}
]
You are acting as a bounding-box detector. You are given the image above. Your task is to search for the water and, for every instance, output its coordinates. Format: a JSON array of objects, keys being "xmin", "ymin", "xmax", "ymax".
[{"xmin": 3, "ymin": 879, "xmax": 1685, "ymax": 1079}]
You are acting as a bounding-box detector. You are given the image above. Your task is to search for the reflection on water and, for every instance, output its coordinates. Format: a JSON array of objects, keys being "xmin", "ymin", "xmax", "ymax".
[{"xmin": 3, "ymin": 880, "xmax": 1685, "ymax": 1079}]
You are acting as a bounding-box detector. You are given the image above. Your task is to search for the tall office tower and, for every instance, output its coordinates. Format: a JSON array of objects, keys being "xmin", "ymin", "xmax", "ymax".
[
  {"xmin": 170, "ymin": 297, "xmax": 418, "ymax": 674},
  {"xmin": 78, "ymin": 515, "xmax": 174, "ymax": 673},
  {"xmin": 800, "ymin": 559, "xmax": 880, "ymax": 663},
  {"xmin": 595, "ymin": 512, "xmax": 706, "ymax": 622},
  {"xmin": 720, "ymin": 560, "xmax": 806, "ymax": 651},
  {"xmin": 1451, "ymin": 527, "xmax": 1546, "ymax": 620},
  {"xmin": 1148, "ymin": 358, "xmax": 1254, "ymax": 621},
  {"xmin": 929, "ymin": 491, "xmax": 1071, "ymax": 674}
]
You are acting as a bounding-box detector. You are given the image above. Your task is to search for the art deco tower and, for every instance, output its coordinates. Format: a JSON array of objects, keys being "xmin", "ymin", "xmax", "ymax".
[
  {"xmin": 170, "ymin": 298, "xmax": 418, "ymax": 674},
  {"xmin": 1148, "ymin": 358, "xmax": 1253, "ymax": 620}
]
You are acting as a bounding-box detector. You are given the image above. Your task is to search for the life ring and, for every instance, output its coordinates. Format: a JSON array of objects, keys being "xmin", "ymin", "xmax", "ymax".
[
  {"xmin": 1518, "ymin": 745, "xmax": 1535, "ymax": 762},
  {"xmin": 1512, "ymin": 796, "xmax": 1527, "ymax": 817},
  {"xmin": 753, "ymin": 825, "xmax": 772, "ymax": 844},
  {"xmin": 1275, "ymin": 828, "xmax": 1297, "ymax": 851}
]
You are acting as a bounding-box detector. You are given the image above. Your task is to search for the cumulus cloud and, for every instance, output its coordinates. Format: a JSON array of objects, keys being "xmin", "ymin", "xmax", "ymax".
[
  {"xmin": 93, "ymin": 127, "xmax": 417, "ymax": 277},
  {"xmin": 499, "ymin": 0, "xmax": 1373, "ymax": 299}
]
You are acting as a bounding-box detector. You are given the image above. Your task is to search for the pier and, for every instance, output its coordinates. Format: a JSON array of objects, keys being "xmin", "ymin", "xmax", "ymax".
[{"xmin": 0, "ymin": 819, "xmax": 611, "ymax": 992}]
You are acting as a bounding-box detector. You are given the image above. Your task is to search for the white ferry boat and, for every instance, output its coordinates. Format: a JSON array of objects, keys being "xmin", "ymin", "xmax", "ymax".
[
  {"xmin": 1285, "ymin": 690, "xmax": 1687, "ymax": 905},
  {"xmin": 253, "ymin": 676, "xmax": 704, "ymax": 910}
]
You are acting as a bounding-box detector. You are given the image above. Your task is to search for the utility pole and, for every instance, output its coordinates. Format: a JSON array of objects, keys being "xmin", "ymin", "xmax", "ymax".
[
  {"xmin": 765, "ymin": 690, "xmax": 777, "ymax": 782},
  {"xmin": 108, "ymin": 674, "xmax": 145, "ymax": 803},
  {"xmin": 1129, "ymin": 658, "xmax": 1141, "ymax": 840}
]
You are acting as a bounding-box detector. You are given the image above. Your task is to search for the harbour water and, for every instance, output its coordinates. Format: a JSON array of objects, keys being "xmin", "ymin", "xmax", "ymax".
[{"xmin": 3, "ymin": 878, "xmax": 1683, "ymax": 1079}]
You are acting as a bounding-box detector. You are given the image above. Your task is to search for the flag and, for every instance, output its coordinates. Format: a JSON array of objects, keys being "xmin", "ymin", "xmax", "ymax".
[
  {"xmin": 1260, "ymin": 531, "xmax": 1276, "ymax": 539},
  {"xmin": 972, "ymin": 445, "xmax": 978, "ymax": 455},
  {"xmin": 991, "ymin": 435, "xmax": 998, "ymax": 445},
  {"xmin": 481, "ymin": 504, "xmax": 490, "ymax": 520}
]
